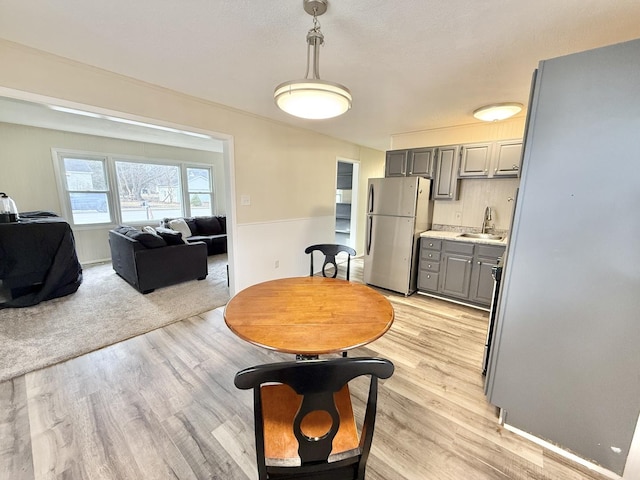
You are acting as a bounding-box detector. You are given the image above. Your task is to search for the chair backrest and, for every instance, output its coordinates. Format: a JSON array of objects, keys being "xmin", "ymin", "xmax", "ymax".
[
  {"xmin": 305, "ymin": 243, "xmax": 357, "ymax": 280},
  {"xmin": 235, "ymin": 357, "xmax": 394, "ymax": 480}
]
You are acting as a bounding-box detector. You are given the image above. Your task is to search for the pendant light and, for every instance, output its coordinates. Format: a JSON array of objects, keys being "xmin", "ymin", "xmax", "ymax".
[
  {"xmin": 274, "ymin": 0, "xmax": 352, "ymax": 120},
  {"xmin": 473, "ymin": 103, "xmax": 523, "ymax": 122}
]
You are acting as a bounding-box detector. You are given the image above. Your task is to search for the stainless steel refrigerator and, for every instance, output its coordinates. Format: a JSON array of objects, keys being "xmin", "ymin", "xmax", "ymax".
[{"xmin": 364, "ymin": 177, "xmax": 432, "ymax": 295}]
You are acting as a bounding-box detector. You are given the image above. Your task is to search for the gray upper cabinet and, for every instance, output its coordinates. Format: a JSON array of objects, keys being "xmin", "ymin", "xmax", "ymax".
[
  {"xmin": 493, "ymin": 140, "xmax": 523, "ymax": 177},
  {"xmin": 459, "ymin": 140, "xmax": 523, "ymax": 178},
  {"xmin": 385, "ymin": 150, "xmax": 409, "ymax": 177},
  {"xmin": 385, "ymin": 148, "xmax": 434, "ymax": 178},
  {"xmin": 459, "ymin": 143, "xmax": 492, "ymax": 177},
  {"xmin": 407, "ymin": 147, "xmax": 435, "ymax": 177},
  {"xmin": 432, "ymin": 145, "xmax": 460, "ymax": 200},
  {"xmin": 391, "ymin": 138, "xmax": 523, "ymax": 184}
]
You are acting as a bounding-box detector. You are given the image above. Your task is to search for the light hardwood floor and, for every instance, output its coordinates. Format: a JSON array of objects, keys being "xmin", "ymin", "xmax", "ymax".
[{"xmin": 1, "ymin": 260, "xmax": 612, "ymax": 479}]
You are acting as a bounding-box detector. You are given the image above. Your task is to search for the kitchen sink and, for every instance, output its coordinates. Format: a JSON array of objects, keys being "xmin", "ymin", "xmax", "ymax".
[{"xmin": 459, "ymin": 233, "xmax": 504, "ymax": 241}]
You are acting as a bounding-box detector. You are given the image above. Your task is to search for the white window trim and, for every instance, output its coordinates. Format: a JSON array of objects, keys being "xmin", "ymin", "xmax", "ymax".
[
  {"xmin": 52, "ymin": 148, "xmax": 214, "ymax": 229},
  {"xmin": 184, "ymin": 164, "xmax": 214, "ymax": 217}
]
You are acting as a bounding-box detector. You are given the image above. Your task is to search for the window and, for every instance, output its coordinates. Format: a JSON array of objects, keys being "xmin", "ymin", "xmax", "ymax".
[
  {"xmin": 187, "ymin": 167, "xmax": 213, "ymax": 216},
  {"xmin": 61, "ymin": 156, "xmax": 112, "ymax": 225},
  {"xmin": 54, "ymin": 150, "xmax": 214, "ymax": 227},
  {"xmin": 115, "ymin": 160, "xmax": 182, "ymax": 222}
]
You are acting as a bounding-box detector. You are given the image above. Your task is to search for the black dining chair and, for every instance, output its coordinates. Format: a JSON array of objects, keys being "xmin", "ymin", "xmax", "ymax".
[
  {"xmin": 305, "ymin": 243, "xmax": 357, "ymax": 280},
  {"xmin": 234, "ymin": 357, "xmax": 394, "ymax": 480}
]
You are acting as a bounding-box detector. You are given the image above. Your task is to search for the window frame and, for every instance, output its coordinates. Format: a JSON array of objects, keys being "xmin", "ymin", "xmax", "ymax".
[
  {"xmin": 52, "ymin": 148, "xmax": 214, "ymax": 228},
  {"xmin": 184, "ymin": 165, "xmax": 214, "ymax": 218},
  {"xmin": 52, "ymin": 150, "xmax": 115, "ymax": 228}
]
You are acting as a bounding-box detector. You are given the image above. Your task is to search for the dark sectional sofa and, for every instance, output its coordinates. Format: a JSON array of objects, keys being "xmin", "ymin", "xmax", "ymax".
[
  {"xmin": 160, "ymin": 216, "xmax": 227, "ymax": 255},
  {"xmin": 108, "ymin": 226, "xmax": 208, "ymax": 293}
]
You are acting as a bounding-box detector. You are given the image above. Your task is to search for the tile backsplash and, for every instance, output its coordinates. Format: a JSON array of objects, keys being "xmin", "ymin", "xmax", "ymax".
[{"xmin": 432, "ymin": 177, "xmax": 519, "ymax": 233}]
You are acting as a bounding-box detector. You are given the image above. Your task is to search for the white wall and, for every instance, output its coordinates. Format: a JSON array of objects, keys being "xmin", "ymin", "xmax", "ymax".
[
  {"xmin": 0, "ymin": 121, "xmax": 222, "ymax": 263},
  {"xmin": 235, "ymin": 216, "xmax": 335, "ymax": 290},
  {"xmin": 0, "ymin": 39, "xmax": 385, "ymax": 293}
]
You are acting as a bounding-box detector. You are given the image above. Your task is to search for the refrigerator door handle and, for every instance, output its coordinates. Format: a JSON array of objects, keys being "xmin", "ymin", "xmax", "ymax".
[
  {"xmin": 366, "ymin": 216, "xmax": 373, "ymax": 255},
  {"xmin": 368, "ymin": 183, "xmax": 374, "ymax": 213}
]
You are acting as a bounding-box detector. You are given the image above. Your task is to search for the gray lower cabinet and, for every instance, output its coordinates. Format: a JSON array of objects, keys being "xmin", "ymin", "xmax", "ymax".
[
  {"xmin": 469, "ymin": 244, "xmax": 505, "ymax": 304},
  {"xmin": 417, "ymin": 238, "xmax": 441, "ymax": 291},
  {"xmin": 440, "ymin": 241, "xmax": 474, "ymax": 299},
  {"xmin": 418, "ymin": 237, "xmax": 505, "ymax": 308}
]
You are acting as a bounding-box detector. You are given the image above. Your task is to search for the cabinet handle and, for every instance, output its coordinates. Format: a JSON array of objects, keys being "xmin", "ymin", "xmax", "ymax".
[
  {"xmin": 477, "ymin": 261, "xmax": 481, "ymax": 265},
  {"xmin": 427, "ymin": 274, "xmax": 431, "ymax": 279},
  {"xmin": 428, "ymin": 254, "xmax": 433, "ymax": 258},
  {"xmin": 468, "ymin": 260, "xmax": 471, "ymax": 264},
  {"xmin": 428, "ymin": 264, "xmax": 432, "ymax": 268},
  {"xmin": 429, "ymin": 242, "xmax": 433, "ymax": 247},
  {"xmin": 449, "ymin": 193, "xmax": 453, "ymax": 197},
  {"xmin": 513, "ymin": 165, "xmax": 519, "ymax": 170}
]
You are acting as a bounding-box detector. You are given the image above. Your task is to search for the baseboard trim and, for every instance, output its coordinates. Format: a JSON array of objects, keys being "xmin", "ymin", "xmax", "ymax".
[
  {"xmin": 503, "ymin": 423, "xmax": 621, "ymax": 480},
  {"xmin": 416, "ymin": 291, "xmax": 490, "ymax": 312}
]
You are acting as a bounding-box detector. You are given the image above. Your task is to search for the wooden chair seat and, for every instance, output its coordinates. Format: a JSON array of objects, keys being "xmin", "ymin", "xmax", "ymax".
[{"xmin": 261, "ymin": 384, "xmax": 359, "ymax": 466}]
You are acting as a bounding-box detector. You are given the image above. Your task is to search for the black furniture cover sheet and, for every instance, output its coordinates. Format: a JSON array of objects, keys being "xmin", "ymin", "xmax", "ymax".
[{"xmin": 0, "ymin": 212, "xmax": 82, "ymax": 308}]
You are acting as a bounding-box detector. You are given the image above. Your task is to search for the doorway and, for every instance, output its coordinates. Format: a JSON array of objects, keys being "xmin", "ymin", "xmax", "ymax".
[
  {"xmin": 335, "ymin": 159, "xmax": 359, "ymax": 249},
  {"xmin": 0, "ymin": 89, "xmax": 237, "ymax": 293}
]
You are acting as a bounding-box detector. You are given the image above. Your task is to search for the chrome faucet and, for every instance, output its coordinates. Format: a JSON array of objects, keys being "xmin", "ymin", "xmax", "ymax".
[{"xmin": 482, "ymin": 206, "xmax": 492, "ymax": 234}]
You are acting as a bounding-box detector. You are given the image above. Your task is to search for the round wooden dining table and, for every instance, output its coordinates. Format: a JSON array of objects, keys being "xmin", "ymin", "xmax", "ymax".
[{"xmin": 223, "ymin": 277, "xmax": 394, "ymax": 356}]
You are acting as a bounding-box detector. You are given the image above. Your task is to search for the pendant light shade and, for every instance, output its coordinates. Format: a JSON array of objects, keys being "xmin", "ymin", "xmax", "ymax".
[
  {"xmin": 473, "ymin": 102, "xmax": 523, "ymax": 122},
  {"xmin": 274, "ymin": 80, "xmax": 352, "ymax": 120},
  {"xmin": 274, "ymin": 0, "xmax": 351, "ymax": 120}
]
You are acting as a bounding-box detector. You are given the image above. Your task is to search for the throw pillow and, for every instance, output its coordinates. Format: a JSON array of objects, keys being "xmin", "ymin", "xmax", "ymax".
[
  {"xmin": 156, "ymin": 227, "xmax": 186, "ymax": 245},
  {"xmin": 216, "ymin": 216, "xmax": 226, "ymax": 232},
  {"xmin": 184, "ymin": 217, "xmax": 197, "ymax": 235},
  {"xmin": 143, "ymin": 226, "xmax": 162, "ymax": 238},
  {"xmin": 114, "ymin": 225, "xmax": 138, "ymax": 235},
  {"xmin": 195, "ymin": 216, "xmax": 221, "ymax": 235},
  {"xmin": 168, "ymin": 218, "xmax": 193, "ymax": 239},
  {"xmin": 125, "ymin": 230, "xmax": 167, "ymax": 248}
]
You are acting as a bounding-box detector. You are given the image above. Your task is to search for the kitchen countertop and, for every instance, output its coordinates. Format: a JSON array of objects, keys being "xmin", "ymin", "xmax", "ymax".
[{"xmin": 420, "ymin": 230, "xmax": 508, "ymax": 246}]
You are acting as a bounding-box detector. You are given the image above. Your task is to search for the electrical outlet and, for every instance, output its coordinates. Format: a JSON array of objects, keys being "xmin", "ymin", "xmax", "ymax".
[
  {"xmin": 275, "ymin": 260, "xmax": 279, "ymax": 269},
  {"xmin": 455, "ymin": 211, "xmax": 462, "ymax": 222}
]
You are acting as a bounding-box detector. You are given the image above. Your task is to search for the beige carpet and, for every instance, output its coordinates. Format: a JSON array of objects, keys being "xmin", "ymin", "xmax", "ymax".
[{"xmin": 0, "ymin": 254, "xmax": 230, "ymax": 383}]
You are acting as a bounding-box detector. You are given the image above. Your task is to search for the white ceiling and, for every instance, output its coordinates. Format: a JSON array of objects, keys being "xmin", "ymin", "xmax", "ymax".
[
  {"xmin": 0, "ymin": 96, "xmax": 225, "ymax": 152},
  {"xmin": 1, "ymin": 0, "xmax": 640, "ymax": 151}
]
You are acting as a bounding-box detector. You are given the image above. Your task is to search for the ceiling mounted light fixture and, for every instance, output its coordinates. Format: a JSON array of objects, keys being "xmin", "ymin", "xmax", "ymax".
[
  {"xmin": 274, "ymin": 0, "xmax": 351, "ymax": 120},
  {"xmin": 473, "ymin": 102, "xmax": 523, "ymax": 122}
]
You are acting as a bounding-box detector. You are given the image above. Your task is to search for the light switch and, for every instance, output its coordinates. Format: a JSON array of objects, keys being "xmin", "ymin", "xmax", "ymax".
[{"xmin": 240, "ymin": 194, "xmax": 251, "ymax": 206}]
